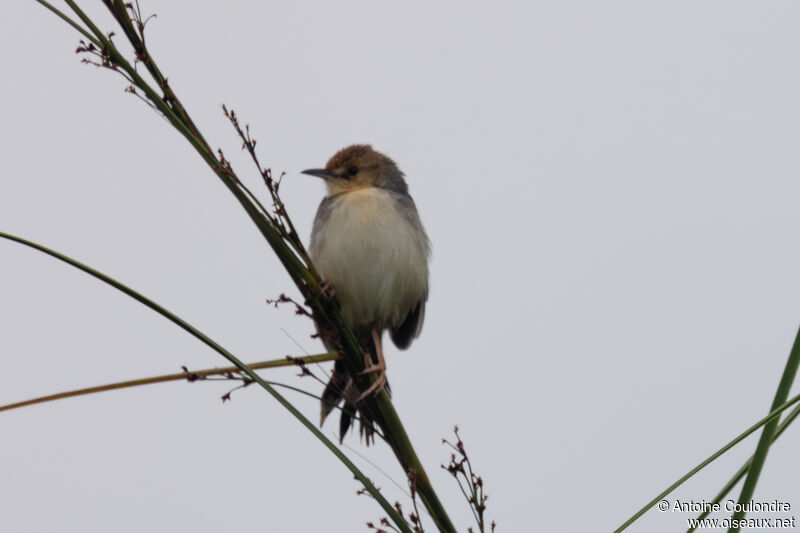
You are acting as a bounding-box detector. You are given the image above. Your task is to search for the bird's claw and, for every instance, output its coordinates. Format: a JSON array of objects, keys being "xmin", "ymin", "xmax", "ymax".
[
  {"xmin": 357, "ymin": 365, "xmax": 387, "ymax": 401},
  {"xmin": 319, "ymin": 280, "xmax": 335, "ymax": 300}
]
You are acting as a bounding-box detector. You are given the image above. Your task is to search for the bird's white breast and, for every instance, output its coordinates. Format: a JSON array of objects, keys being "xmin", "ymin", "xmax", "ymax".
[{"xmin": 310, "ymin": 187, "xmax": 429, "ymax": 329}]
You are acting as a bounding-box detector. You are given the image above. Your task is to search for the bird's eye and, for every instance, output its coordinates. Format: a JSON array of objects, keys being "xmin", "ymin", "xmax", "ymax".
[{"xmin": 347, "ymin": 166, "xmax": 359, "ymax": 176}]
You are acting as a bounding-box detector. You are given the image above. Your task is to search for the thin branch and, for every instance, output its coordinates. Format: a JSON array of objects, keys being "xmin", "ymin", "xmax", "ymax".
[
  {"xmin": 688, "ymin": 401, "xmax": 800, "ymax": 530},
  {"xmin": 28, "ymin": 3, "xmax": 458, "ymax": 530},
  {"xmin": 0, "ymin": 353, "xmax": 338, "ymax": 412},
  {"xmin": 34, "ymin": 0, "xmax": 99, "ymax": 46},
  {"xmin": 0, "ymin": 230, "xmax": 410, "ymax": 533},
  {"xmin": 729, "ymin": 326, "xmax": 800, "ymax": 531},
  {"xmin": 615, "ymin": 388, "xmax": 800, "ymax": 532}
]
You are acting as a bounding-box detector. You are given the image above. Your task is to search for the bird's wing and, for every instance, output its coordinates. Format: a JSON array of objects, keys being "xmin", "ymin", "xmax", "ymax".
[{"xmin": 390, "ymin": 298, "xmax": 426, "ymax": 350}]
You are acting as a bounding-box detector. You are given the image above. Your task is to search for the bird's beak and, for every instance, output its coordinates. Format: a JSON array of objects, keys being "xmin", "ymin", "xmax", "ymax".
[{"xmin": 302, "ymin": 168, "xmax": 340, "ymax": 180}]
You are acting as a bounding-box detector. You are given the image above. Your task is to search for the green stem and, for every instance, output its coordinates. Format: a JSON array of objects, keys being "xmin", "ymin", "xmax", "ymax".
[
  {"xmin": 29, "ymin": 3, "xmax": 458, "ymax": 530},
  {"xmin": 614, "ymin": 389, "xmax": 800, "ymax": 532},
  {"xmin": 0, "ymin": 231, "xmax": 411, "ymax": 533},
  {"xmin": 34, "ymin": 0, "xmax": 99, "ymax": 45},
  {"xmin": 687, "ymin": 402, "xmax": 800, "ymax": 531},
  {"xmin": 728, "ymin": 326, "xmax": 800, "ymax": 532}
]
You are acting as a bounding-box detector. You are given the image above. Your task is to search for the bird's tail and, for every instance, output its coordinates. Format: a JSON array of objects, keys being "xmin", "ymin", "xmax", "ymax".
[{"xmin": 319, "ymin": 337, "xmax": 389, "ymax": 445}]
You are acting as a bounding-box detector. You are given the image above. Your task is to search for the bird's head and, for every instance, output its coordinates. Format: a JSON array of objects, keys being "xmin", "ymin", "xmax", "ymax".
[{"xmin": 302, "ymin": 144, "xmax": 408, "ymax": 196}]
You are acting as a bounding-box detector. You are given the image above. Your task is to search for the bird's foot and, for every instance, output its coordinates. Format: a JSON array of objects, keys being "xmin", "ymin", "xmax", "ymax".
[
  {"xmin": 357, "ymin": 327, "xmax": 388, "ymax": 400},
  {"xmin": 357, "ymin": 363, "xmax": 387, "ymax": 400},
  {"xmin": 319, "ymin": 280, "xmax": 336, "ymax": 300}
]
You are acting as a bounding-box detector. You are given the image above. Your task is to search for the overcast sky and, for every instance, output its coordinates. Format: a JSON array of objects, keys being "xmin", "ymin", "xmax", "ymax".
[{"xmin": 2, "ymin": 2, "xmax": 800, "ymax": 532}]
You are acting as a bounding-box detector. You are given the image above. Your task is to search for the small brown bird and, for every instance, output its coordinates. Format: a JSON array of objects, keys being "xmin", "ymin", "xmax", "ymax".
[{"xmin": 303, "ymin": 145, "xmax": 430, "ymax": 442}]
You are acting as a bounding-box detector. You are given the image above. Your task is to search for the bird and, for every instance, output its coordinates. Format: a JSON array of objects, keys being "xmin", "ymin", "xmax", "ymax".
[{"xmin": 303, "ymin": 145, "xmax": 430, "ymax": 443}]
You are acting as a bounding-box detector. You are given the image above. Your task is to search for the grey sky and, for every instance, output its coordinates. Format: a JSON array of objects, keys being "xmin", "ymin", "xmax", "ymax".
[{"xmin": 2, "ymin": 2, "xmax": 799, "ymax": 531}]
